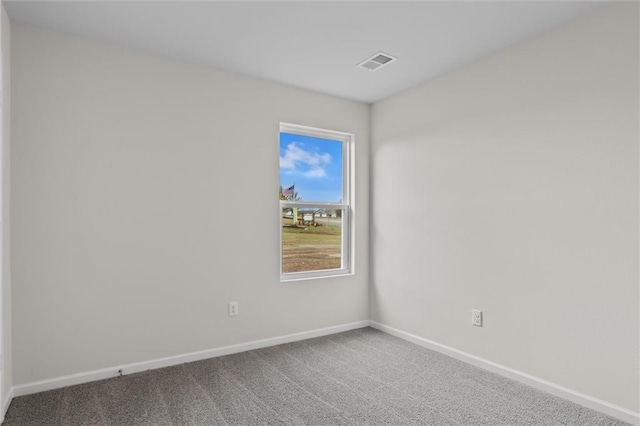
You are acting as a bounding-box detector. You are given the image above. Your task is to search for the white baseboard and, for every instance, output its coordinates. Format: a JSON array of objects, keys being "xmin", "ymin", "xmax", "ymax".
[
  {"xmin": 12, "ymin": 320, "xmax": 370, "ymax": 398},
  {"xmin": 3, "ymin": 386, "xmax": 13, "ymax": 420},
  {"xmin": 370, "ymin": 321, "xmax": 639, "ymax": 426}
]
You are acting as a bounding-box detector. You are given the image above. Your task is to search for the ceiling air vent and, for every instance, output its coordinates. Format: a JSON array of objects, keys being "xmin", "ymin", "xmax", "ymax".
[{"xmin": 357, "ymin": 52, "xmax": 397, "ymax": 71}]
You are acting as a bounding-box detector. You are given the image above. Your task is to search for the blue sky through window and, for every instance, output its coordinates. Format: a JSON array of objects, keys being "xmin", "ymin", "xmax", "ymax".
[{"xmin": 280, "ymin": 132, "xmax": 343, "ymax": 203}]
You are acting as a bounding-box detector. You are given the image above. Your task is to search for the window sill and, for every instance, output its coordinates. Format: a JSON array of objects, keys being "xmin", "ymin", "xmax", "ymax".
[{"xmin": 281, "ymin": 270, "xmax": 354, "ymax": 282}]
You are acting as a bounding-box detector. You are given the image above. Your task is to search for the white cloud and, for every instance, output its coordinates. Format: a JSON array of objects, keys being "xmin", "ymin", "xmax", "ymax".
[
  {"xmin": 303, "ymin": 168, "xmax": 327, "ymax": 178},
  {"xmin": 280, "ymin": 142, "xmax": 331, "ymax": 178}
]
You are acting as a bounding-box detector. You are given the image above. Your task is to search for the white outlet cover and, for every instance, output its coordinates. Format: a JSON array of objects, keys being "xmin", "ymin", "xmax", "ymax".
[
  {"xmin": 229, "ymin": 301, "xmax": 238, "ymax": 316},
  {"xmin": 472, "ymin": 309, "xmax": 482, "ymax": 326}
]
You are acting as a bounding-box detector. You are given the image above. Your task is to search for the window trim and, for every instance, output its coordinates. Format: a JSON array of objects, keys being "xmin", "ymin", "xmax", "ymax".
[{"xmin": 279, "ymin": 123, "xmax": 353, "ymax": 281}]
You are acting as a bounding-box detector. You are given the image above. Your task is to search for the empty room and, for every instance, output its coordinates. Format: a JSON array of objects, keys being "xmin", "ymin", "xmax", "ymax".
[{"xmin": 0, "ymin": 0, "xmax": 637, "ymax": 425}]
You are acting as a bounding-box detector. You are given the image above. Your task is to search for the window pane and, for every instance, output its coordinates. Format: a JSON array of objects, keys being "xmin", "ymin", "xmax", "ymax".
[
  {"xmin": 279, "ymin": 132, "xmax": 343, "ymax": 203},
  {"xmin": 281, "ymin": 207, "xmax": 343, "ymax": 273}
]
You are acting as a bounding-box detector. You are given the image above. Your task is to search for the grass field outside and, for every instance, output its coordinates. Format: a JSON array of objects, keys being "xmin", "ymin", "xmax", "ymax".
[{"xmin": 282, "ymin": 218, "xmax": 342, "ymax": 273}]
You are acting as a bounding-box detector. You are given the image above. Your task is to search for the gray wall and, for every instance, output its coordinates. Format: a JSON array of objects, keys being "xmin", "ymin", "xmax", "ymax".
[
  {"xmin": 370, "ymin": 3, "xmax": 639, "ymax": 411},
  {"xmin": 11, "ymin": 24, "xmax": 370, "ymax": 386},
  {"xmin": 1, "ymin": 4, "xmax": 11, "ymax": 409}
]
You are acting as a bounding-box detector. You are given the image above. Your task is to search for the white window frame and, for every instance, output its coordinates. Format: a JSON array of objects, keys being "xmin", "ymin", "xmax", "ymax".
[{"xmin": 279, "ymin": 123, "xmax": 353, "ymax": 281}]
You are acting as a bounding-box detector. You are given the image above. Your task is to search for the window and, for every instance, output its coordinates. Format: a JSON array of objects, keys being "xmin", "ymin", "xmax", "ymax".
[{"xmin": 279, "ymin": 123, "xmax": 352, "ymax": 280}]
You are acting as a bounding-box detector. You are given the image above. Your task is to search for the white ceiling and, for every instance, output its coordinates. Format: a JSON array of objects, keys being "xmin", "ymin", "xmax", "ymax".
[{"xmin": 4, "ymin": 1, "xmax": 606, "ymax": 104}]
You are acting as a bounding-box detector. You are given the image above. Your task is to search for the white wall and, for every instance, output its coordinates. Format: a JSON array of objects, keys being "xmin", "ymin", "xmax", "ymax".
[
  {"xmin": 11, "ymin": 24, "xmax": 369, "ymax": 386},
  {"xmin": 371, "ymin": 3, "xmax": 638, "ymax": 412},
  {"xmin": 1, "ymin": 3, "xmax": 10, "ymax": 411}
]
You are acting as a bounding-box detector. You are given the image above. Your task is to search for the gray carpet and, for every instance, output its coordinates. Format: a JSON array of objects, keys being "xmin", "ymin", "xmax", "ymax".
[{"xmin": 3, "ymin": 327, "xmax": 630, "ymax": 425}]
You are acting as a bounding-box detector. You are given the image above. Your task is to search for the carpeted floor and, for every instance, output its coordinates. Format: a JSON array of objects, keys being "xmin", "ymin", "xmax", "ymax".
[{"xmin": 3, "ymin": 327, "xmax": 630, "ymax": 425}]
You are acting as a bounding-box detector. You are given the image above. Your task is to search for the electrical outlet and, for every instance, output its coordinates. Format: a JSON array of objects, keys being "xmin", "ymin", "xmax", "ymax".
[
  {"xmin": 472, "ymin": 309, "xmax": 482, "ymax": 327},
  {"xmin": 229, "ymin": 301, "xmax": 238, "ymax": 316}
]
